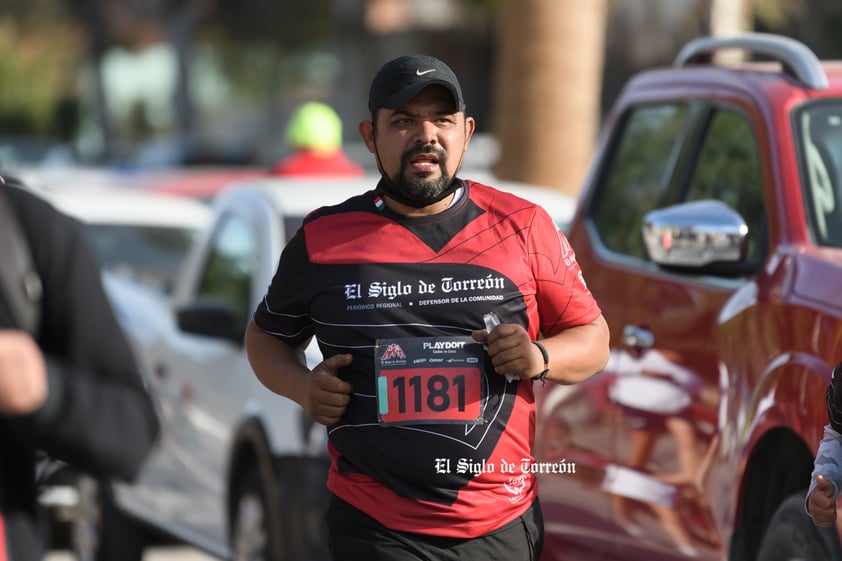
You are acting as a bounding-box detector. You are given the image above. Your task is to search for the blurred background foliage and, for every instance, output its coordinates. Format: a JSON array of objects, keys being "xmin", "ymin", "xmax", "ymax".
[
  {"xmin": 0, "ymin": 0, "xmax": 841, "ymax": 196},
  {"xmin": 0, "ymin": 18, "xmax": 83, "ymax": 135}
]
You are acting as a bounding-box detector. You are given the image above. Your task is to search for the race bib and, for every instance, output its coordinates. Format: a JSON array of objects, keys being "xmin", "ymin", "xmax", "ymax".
[{"xmin": 375, "ymin": 336, "xmax": 485, "ymax": 426}]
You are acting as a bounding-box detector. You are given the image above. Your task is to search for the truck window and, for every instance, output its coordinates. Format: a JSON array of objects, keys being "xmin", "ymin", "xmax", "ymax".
[
  {"xmin": 283, "ymin": 216, "xmax": 305, "ymax": 243},
  {"xmin": 799, "ymin": 102, "xmax": 842, "ymax": 247},
  {"xmin": 684, "ymin": 108, "xmax": 766, "ymax": 268},
  {"xmin": 590, "ymin": 103, "xmax": 691, "ymax": 259},
  {"xmin": 196, "ymin": 213, "xmax": 258, "ymax": 327}
]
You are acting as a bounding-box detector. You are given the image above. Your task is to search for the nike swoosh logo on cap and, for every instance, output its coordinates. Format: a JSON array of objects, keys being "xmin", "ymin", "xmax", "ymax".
[{"xmin": 416, "ymin": 69, "xmax": 436, "ymax": 76}]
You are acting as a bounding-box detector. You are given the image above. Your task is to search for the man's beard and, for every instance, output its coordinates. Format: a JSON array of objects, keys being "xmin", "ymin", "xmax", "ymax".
[{"xmin": 393, "ymin": 145, "xmax": 451, "ymax": 203}]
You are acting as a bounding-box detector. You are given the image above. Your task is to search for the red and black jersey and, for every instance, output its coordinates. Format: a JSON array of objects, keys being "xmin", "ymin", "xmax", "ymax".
[{"xmin": 253, "ymin": 178, "xmax": 601, "ymax": 538}]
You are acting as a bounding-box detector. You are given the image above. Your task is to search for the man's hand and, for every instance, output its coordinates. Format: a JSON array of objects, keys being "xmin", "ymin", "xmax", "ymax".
[
  {"xmin": 808, "ymin": 475, "xmax": 838, "ymax": 527},
  {"xmin": 0, "ymin": 330, "xmax": 48, "ymax": 416},
  {"xmin": 305, "ymin": 353, "xmax": 354, "ymax": 426},
  {"xmin": 472, "ymin": 323, "xmax": 544, "ymax": 380}
]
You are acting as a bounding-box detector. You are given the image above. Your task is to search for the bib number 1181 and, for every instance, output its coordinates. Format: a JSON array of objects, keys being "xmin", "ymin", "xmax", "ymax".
[{"xmin": 377, "ymin": 367, "xmax": 482, "ymax": 425}]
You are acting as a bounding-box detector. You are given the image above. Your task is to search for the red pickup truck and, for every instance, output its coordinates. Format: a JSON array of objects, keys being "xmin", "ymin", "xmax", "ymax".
[{"xmin": 536, "ymin": 33, "xmax": 842, "ymax": 561}]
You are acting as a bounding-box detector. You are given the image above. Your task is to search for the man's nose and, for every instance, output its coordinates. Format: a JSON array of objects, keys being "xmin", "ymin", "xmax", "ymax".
[{"xmin": 415, "ymin": 120, "xmax": 438, "ymax": 144}]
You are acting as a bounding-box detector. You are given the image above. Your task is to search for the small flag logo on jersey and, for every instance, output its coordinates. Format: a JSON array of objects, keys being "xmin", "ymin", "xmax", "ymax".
[{"xmin": 374, "ymin": 195, "xmax": 385, "ymax": 211}]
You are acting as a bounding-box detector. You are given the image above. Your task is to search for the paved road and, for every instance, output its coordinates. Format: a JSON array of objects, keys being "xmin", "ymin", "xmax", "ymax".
[{"xmin": 46, "ymin": 547, "xmax": 218, "ymax": 561}]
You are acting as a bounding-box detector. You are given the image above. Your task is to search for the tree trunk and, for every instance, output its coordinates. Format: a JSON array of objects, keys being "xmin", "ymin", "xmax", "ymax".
[
  {"xmin": 491, "ymin": 0, "xmax": 607, "ymax": 198},
  {"xmin": 84, "ymin": 0, "xmax": 114, "ymax": 163},
  {"xmin": 165, "ymin": 0, "xmax": 204, "ymax": 163},
  {"xmin": 710, "ymin": 0, "xmax": 754, "ymax": 65}
]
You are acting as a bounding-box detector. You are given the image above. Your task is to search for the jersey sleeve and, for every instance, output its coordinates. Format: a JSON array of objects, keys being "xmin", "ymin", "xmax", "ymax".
[
  {"xmin": 529, "ymin": 206, "xmax": 602, "ymax": 336},
  {"xmin": 252, "ymin": 228, "xmax": 315, "ymax": 347}
]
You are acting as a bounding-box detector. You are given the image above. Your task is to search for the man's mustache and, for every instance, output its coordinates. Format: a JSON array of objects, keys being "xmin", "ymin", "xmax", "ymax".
[{"xmin": 402, "ymin": 144, "xmax": 447, "ymax": 167}]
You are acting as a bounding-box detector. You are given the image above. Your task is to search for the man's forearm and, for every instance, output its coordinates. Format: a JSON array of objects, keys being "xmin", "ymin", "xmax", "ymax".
[
  {"xmin": 541, "ymin": 315, "xmax": 610, "ymax": 385},
  {"xmin": 245, "ymin": 320, "xmax": 312, "ymax": 407}
]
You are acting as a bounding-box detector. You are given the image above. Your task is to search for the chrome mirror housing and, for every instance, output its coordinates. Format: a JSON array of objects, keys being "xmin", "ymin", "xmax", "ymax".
[{"xmin": 642, "ymin": 199, "xmax": 748, "ymax": 267}]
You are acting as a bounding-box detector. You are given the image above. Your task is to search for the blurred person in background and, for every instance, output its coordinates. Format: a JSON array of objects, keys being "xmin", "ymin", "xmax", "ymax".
[
  {"xmin": 807, "ymin": 361, "xmax": 842, "ymax": 526},
  {"xmin": 268, "ymin": 101, "xmax": 365, "ymax": 177},
  {"xmin": 0, "ymin": 174, "xmax": 160, "ymax": 561},
  {"xmin": 246, "ymin": 54, "xmax": 609, "ymax": 560}
]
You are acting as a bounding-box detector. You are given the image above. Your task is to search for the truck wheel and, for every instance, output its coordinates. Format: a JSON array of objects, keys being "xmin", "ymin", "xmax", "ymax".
[
  {"xmin": 230, "ymin": 465, "xmax": 275, "ymax": 561},
  {"xmin": 756, "ymin": 493, "xmax": 842, "ymax": 561},
  {"xmin": 71, "ymin": 475, "xmax": 146, "ymax": 561}
]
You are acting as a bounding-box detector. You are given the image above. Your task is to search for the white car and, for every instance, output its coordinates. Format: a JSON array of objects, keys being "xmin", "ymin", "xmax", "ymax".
[
  {"xmin": 28, "ymin": 180, "xmax": 212, "ymax": 295},
  {"xmin": 74, "ymin": 175, "xmax": 576, "ymax": 561}
]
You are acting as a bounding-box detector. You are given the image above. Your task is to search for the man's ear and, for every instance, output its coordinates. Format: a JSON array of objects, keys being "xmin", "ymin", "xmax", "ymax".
[
  {"xmin": 464, "ymin": 115, "xmax": 477, "ymax": 149},
  {"xmin": 359, "ymin": 120, "xmax": 376, "ymax": 154}
]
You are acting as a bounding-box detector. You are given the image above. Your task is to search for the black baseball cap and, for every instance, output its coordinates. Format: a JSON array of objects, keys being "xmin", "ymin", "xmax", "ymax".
[{"xmin": 368, "ymin": 54, "xmax": 465, "ymax": 115}]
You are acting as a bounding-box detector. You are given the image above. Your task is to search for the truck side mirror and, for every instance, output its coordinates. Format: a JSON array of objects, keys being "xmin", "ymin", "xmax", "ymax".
[
  {"xmin": 175, "ymin": 299, "xmax": 245, "ymax": 345},
  {"xmin": 642, "ymin": 199, "xmax": 749, "ymax": 272}
]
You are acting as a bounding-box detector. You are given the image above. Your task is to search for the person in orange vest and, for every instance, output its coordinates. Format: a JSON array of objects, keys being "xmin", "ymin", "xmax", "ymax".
[{"xmin": 268, "ymin": 101, "xmax": 365, "ymax": 177}]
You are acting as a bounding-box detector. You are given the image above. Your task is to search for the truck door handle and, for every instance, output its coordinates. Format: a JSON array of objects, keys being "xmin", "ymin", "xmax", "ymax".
[{"xmin": 622, "ymin": 325, "xmax": 654, "ymax": 350}]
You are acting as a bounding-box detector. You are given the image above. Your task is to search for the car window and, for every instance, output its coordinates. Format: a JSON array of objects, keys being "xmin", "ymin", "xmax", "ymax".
[
  {"xmin": 684, "ymin": 108, "xmax": 766, "ymax": 266},
  {"xmin": 589, "ymin": 103, "xmax": 691, "ymax": 259},
  {"xmin": 799, "ymin": 102, "xmax": 842, "ymax": 247},
  {"xmin": 83, "ymin": 223, "xmax": 198, "ymax": 294},
  {"xmin": 196, "ymin": 213, "xmax": 258, "ymax": 327}
]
